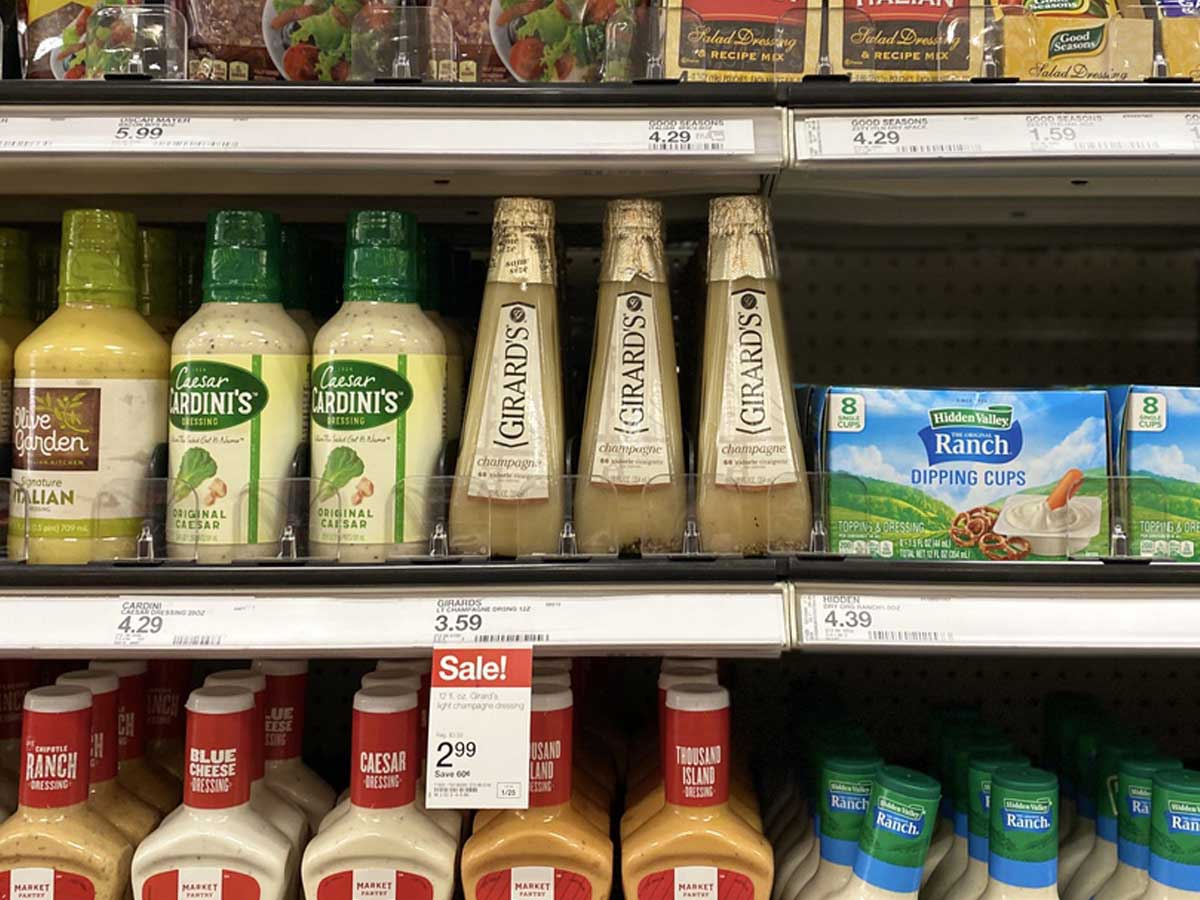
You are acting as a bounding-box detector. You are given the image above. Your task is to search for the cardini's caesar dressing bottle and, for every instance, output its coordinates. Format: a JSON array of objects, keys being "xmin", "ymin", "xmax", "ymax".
[
  {"xmin": 449, "ymin": 198, "xmax": 564, "ymax": 558},
  {"xmin": 575, "ymin": 199, "xmax": 685, "ymax": 556},
  {"xmin": 696, "ymin": 196, "xmax": 810, "ymax": 555},
  {"xmin": 9, "ymin": 210, "xmax": 169, "ymax": 564}
]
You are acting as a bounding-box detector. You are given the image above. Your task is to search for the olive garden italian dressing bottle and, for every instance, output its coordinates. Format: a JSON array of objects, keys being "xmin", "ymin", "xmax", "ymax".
[
  {"xmin": 974, "ymin": 768, "xmax": 1058, "ymax": 900},
  {"xmin": 1093, "ymin": 756, "xmax": 1185, "ymax": 900}
]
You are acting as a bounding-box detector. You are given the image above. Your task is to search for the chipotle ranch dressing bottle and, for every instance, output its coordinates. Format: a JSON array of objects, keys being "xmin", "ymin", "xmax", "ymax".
[
  {"xmin": 0, "ymin": 684, "xmax": 134, "ymax": 900},
  {"xmin": 137, "ymin": 228, "xmax": 181, "ymax": 341},
  {"xmin": 252, "ymin": 661, "xmax": 335, "ymax": 834},
  {"xmin": 300, "ymin": 685, "xmax": 457, "ymax": 900},
  {"xmin": 9, "ymin": 210, "xmax": 169, "ymax": 564},
  {"xmin": 1141, "ymin": 769, "xmax": 1200, "ymax": 900},
  {"xmin": 88, "ymin": 661, "xmax": 182, "ymax": 816},
  {"xmin": 696, "ymin": 196, "xmax": 810, "ymax": 556},
  {"xmin": 1093, "ymin": 756, "xmax": 1184, "ymax": 900},
  {"xmin": 145, "ymin": 661, "xmax": 191, "ymax": 782},
  {"xmin": 575, "ymin": 199, "xmax": 685, "ymax": 556},
  {"xmin": 55, "ymin": 670, "xmax": 161, "ymax": 847},
  {"xmin": 132, "ymin": 686, "xmax": 292, "ymax": 900},
  {"xmin": 449, "ymin": 198, "xmax": 564, "ymax": 558},
  {"xmin": 974, "ymin": 767, "xmax": 1058, "ymax": 900}
]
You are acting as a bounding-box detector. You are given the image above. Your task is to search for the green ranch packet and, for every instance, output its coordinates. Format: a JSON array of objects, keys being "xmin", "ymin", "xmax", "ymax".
[
  {"xmin": 823, "ymin": 388, "xmax": 1112, "ymax": 561},
  {"xmin": 1119, "ymin": 386, "xmax": 1200, "ymax": 561}
]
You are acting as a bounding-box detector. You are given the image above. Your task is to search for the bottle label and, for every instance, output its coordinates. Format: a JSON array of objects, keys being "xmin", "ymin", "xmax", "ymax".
[
  {"xmin": 854, "ymin": 785, "xmax": 939, "ymax": 893},
  {"xmin": 664, "ymin": 705, "xmax": 730, "ymax": 808},
  {"xmin": 988, "ymin": 783, "xmax": 1056, "ymax": 889},
  {"xmin": 0, "ymin": 375, "xmax": 11, "ymax": 457},
  {"xmin": 1119, "ymin": 775, "xmax": 1154, "ymax": 869},
  {"xmin": 88, "ymin": 688, "xmax": 119, "ymax": 783},
  {"xmin": 820, "ymin": 768, "xmax": 874, "ymax": 865},
  {"xmin": 529, "ymin": 705, "xmax": 571, "ymax": 807},
  {"xmin": 349, "ymin": 706, "xmax": 417, "ymax": 809},
  {"xmin": 310, "ymin": 354, "xmax": 446, "ymax": 549},
  {"xmin": 146, "ymin": 661, "xmax": 189, "ymax": 742},
  {"xmin": 183, "ymin": 705, "xmax": 252, "ymax": 809},
  {"xmin": 167, "ymin": 354, "xmax": 308, "ymax": 550},
  {"xmin": 10, "ymin": 377, "xmax": 166, "ymax": 543},
  {"xmin": 475, "ymin": 868, "xmax": 591, "ymax": 900},
  {"xmin": 316, "ymin": 870, "xmax": 433, "ymax": 900},
  {"xmin": 714, "ymin": 289, "xmax": 797, "ymax": 489},
  {"xmin": 468, "ymin": 303, "xmax": 550, "ymax": 502},
  {"xmin": 115, "ymin": 671, "xmax": 147, "ymax": 762},
  {"xmin": 967, "ymin": 766, "xmax": 995, "ymax": 862},
  {"xmin": 18, "ymin": 706, "xmax": 90, "ymax": 808},
  {"xmin": 0, "ymin": 663, "xmax": 34, "ymax": 741},
  {"xmin": 488, "ymin": 230, "xmax": 554, "ymax": 285},
  {"xmin": 591, "ymin": 291, "xmax": 671, "ymax": 487},
  {"xmin": 1149, "ymin": 783, "xmax": 1200, "ymax": 889},
  {"xmin": 263, "ymin": 672, "xmax": 305, "ymax": 761},
  {"xmin": 142, "ymin": 869, "xmax": 261, "ymax": 900},
  {"xmin": 0, "ymin": 869, "xmax": 95, "ymax": 900},
  {"xmin": 635, "ymin": 867, "xmax": 755, "ymax": 900}
]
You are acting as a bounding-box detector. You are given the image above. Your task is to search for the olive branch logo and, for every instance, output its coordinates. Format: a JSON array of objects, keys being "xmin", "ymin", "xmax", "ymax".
[{"xmin": 36, "ymin": 392, "xmax": 90, "ymax": 435}]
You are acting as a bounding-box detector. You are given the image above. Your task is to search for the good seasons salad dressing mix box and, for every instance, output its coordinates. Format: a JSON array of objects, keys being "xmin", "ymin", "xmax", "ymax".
[{"xmin": 823, "ymin": 388, "xmax": 1112, "ymax": 561}]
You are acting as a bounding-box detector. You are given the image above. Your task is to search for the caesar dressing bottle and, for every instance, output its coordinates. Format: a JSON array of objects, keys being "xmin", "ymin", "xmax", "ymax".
[
  {"xmin": 941, "ymin": 754, "xmax": 1031, "ymax": 900},
  {"xmin": 575, "ymin": 199, "xmax": 685, "ymax": 556},
  {"xmin": 0, "ymin": 229, "xmax": 33, "ymax": 352},
  {"xmin": 167, "ymin": 210, "xmax": 310, "ymax": 563},
  {"xmin": 309, "ymin": 211, "xmax": 447, "ymax": 562},
  {"xmin": 1141, "ymin": 768, "xmax": 1200, "ymax": 900},
  {"xmin": 1093, "ymin": 756, "xmax": 1184, "ymax": 900},
  {"xmin": 137, "ymin": 227, "xmax": 181, "ymax": 340},
  {"xmin": 974, "ymin": 768, "xmax": 1058, "ymax": 900},
  {"xmin": 9, "ymin": 210, "xmax": 169, "ymax": 564},
  {"xmin": 696, "ymin": 196, "xmax": 810, "ymax": 556},
  {"xmin": 450, "ymin": 198, "xmax": 564, "ymax": 557}
]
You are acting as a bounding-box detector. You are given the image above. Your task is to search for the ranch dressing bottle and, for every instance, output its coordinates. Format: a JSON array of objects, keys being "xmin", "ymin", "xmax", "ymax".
[
  {"xmin": 309, "ymin": 211, "xmax": 447, "ymax": 561},
  {"xmin": 696, "ymin": 196, "xmax": 810, "ymax": 555},
  {"xmin": 0, "ymin": 228, "xmax": 33, "ymax": 352},
  {"xmin": 450, "ymin": 198, "xmax": 564, "ymax": 557},
  {"xmin": 575, "ymin": 199, "xmax": 685, "ymax": 555},
  {"xmin": 137, "ymin": 227, "xmax": 181, "ymax": 341},
  {"xmin": 926, "ymin": 710, "xmax": 983, "ymax": 885},
  {"xmin": 821, "ymin": 766, "xmax": 941, "ymax": 900},
  {"xmin": 1060, "ymin": 720, "xmax": 1108, "ymax": 884},
  {"xmin": 975, "ymin": 767, "xmax": 1058, "ymax": 900},
  {"xmin": 132, "ymin": 686, "xmax": 293, "ymax": 900},
  {"xmin": 941, "ymin": 754, "xmax": 1031, "ymax": 900},
  {"xmin": 1142, "ymin": 769, "xmax": 1200, "ymax": 900},
  {"xmin": 1093, "ymin": 756, "xmax": 1184, "ymax": 900},
  {"xmin": 167, "ymin": 210, "xmax": 309, "ymax": 563},
  {"xmin": 300, "ymin": 685, "xmax": 457, "ymax": 900},
  {"xmin": 9, "ymin": 210, "xmax": 169, "ymax": 564}
]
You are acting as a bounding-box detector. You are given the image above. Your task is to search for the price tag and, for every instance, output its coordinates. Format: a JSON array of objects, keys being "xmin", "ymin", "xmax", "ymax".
[
  {"xmin": 431, "ymin": 598, "xmax": 542, "ymax": 645},
  {"xmin": 800, "ymin": 594, "xmax": 954, "ymax": 646},
  {"xmin": 425, "ymin": 646, "xmax": 533, "ymax": 809},
  {"xmin": 112, "ymin": 595, "xmax": 247, "ymax": 648},
  {"xmin": 646, "ymin": 117, "xmax": 753, "ymax": 154}
]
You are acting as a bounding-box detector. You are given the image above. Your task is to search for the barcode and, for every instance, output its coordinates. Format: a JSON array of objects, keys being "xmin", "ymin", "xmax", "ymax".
[
  {"xmin": 894, "ymin": 144, "xmax": 980, "ymax": 155},
  {"xmin": 472, "ymin": 633, "xmax": 551, "ymax": 643},
  {"xmin": 650, "ymin": 143, "xmax": 725, "ymax": 152},
  {"xmin": 1063, "ymin": 140, "xmax": 1160, "ymax": 152},
  {"xmin": 172, "ymin": 635, "xmax": 222, "ymax": 646},
  {"xmin": 867, "ymin": 630, "xmax": 953, "ymax": 643}
]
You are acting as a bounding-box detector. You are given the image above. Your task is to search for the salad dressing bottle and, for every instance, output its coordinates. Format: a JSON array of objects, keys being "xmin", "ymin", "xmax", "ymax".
[
  {"xmin": 974, "ymin": 768, "xmax": 1058, "ymax": 900},
  {"xmin": 696, "ymin": 196, "xmax": 810, "ymax": 556},
  {"xmin": 137, "ymin": 228, "xmax": 181, "ymax": 340},
  {"xmin": 575, "ymin": 199, "xmax": 685, "ymax": 556},
  {"xmin": 309, "ymin": 211, "xmax": 447, "ymax": 561},
  {"xmin": 1059, "ymin": 721, "xmax": 1108, "ymax": 885},
  {"xmin": 0, "ymin": 229, "xmax": 33, "ymax": 351},
  {"xmin": 1141, "ymin": 769, "xmax": 1200, "ymax": 900},
  {"xmin": 450, "ymin": 198, "xmax": 564, "ymax": 557},
  {"xmin": 9, "ymin": 210, "xmax": 169, "ymax": 564},
  {"xmin": 167, "ymin": 210, "xmax": 310, "ymax": 563},
  {"xmin": 146, "ymin": 660, "xmax": 192, "ymax": 782}
]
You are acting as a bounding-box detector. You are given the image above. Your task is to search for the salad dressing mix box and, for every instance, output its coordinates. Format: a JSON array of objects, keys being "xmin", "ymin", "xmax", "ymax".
[
  {"xmin": 665, "ymin": 0, "xmax": 821, "ymax": 80},
  {"xmin": 823, "ymin": 388, "xmax": 1112, "ymax": 561}
]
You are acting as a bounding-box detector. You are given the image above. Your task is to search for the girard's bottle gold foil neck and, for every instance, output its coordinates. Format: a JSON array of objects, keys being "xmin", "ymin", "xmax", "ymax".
[
  {"xmin": 488, "ymin": 197, "xmax": 556, "ymax": 286},
  {"xmin": 707, "ymin": 195, "xmax": 777, "ymax": 282},
  {"xmin": 601, "ymin": 199, "xmax": 666, "ymax": 285}
]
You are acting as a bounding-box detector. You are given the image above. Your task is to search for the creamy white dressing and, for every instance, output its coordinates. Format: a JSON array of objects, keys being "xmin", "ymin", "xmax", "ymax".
[
  {"xmin": 317, "ymin": 782, "xmax": 462, "ymax": 841},
  {"xmin": 941, "ymin": 859, "xmax": 987, "ymax": 900},
  {"xmin": 1064, "ymin": 839, "xmax": 1117, "ymax": 900},
  {"xmin": 1093, "ymin": 860, "xmax": 1147, "ymax": 900},
  {"xmin": 780, "ymin": 833, "xmax": 822, "ymax": 900},
  {"xmin": 794, "ymin": 854, "xmax": 854, "ymax": 900},
  {"xmin": 926, "ymin": 820, "xmax": 955, "ymax": 886},
  {"xmin": 1058, "ymin": 820, "xmax": 1097, "ymax": 888},
  {"xmin": 774, "ymin": 816, "xmax": 817, "ymax": 900},
  {"xmin": 266, "ymin": 759, "xmax": 336, "ymax": 836},
  {"xmin": 994, "ymin": 495, "xmax": 1101, "ymax": 556}
]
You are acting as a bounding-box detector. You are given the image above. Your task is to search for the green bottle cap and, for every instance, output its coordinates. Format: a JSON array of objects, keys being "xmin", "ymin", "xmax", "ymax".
[
  {"xmin": 202, "ymin": 210, "xmax": 282, "ymax": 304},
  {"xmin": 280, "ymin": 224, "xmax": 309, "ymax": 313},
  {"xmin": 0, "ymin": 228, "xmax": 31, "ymax": 320},
  {"xmin": 954, "ymin": 734, "xmax": 1012, "ymax": 813},
  {"xmin": 137, "ymin": 227, "xmax": 179, "ymax": 321},
  {"xmin": 343, "ymin": 211, "xmax": 418, "ymax": 304},
  {"xmin": 1096, "ymin": 734, "xmax": 1158, "ymax": 830},
  {"xmin": 60, "ymin": 209, "xmax": 137, "ymax": 308},
  {"xmin": 1149, "ymin": 769, "xmax": 1200, "ymax": 877},
  {"xmin": 1120, "ymin": 755, "xmax": 1183, "ymax": 857},
  {"xmin": 968, "ymin": 753, "xmax": 1031, "ymax": 841}
]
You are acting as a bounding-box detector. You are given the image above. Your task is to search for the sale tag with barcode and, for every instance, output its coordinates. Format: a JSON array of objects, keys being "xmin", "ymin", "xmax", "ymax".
[{"xmin": 425, "ymin": 646, "xmax": 533, "ymax": 809}]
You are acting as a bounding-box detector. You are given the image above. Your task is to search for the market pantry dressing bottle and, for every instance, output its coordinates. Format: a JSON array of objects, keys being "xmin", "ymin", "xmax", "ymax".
[
  {"xmin": 0, "ymin": 684, "xmax": 134, "ymax": 900},
  {"xmin": 575, "ymin": 199, "xmax": 685, "ymax": 556},
  {"xmin": 146, "ymin": 661, "xmax": 191, "ymax": 782},
  {"xmin": 9, "ymin": 210, "xmax": 169, "ymax": 564},
  {"xmin": 974, "ymin": 767, "xmax": 1058, "ymax": 900},
  {"xmin": 309, "ymin": 211, "xmax": 447, "ymax": 561},
  {"xmin": 696, "ymin": 196, "xmax": 811, "ymax": 555},
  {"xmin": 132, "ymin": 686, "xmax": 292, "ymax": 900},
  {"xmin": 167, "ymin": 210, "xmax": 309, "ymax": 563},
  {"xmin": 55, "ymin": 669, "xmax": 162, "ymax": 847},
  {"xmin": 1092, "ymin": 755, "xmax": 1185, "ymax": 900},
  {"xmin": 300, "ymin": 685, "xmax": 456, "ymax": 900},
  {"xmin": 1141, "ymin": 768, "xmax": 1200, "ymax": 900},
  {"xmin": 137, "ymin": 227, "xmax": 181, "ymax": 340},
  {"xmin": 449, "ymin": 198, "xmax": 564, "ymax": 558}
]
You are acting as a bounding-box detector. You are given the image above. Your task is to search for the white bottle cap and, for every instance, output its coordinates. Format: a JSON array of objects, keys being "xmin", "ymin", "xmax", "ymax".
[
  {"xmin": 661, "ymin": 658, "xmax": 718, "ymax": 673},
  {"xmin": 533, "ymin": 659, "xmax": 571, "ymax": 675},
  {"xmin": 187, "ymin": 685, "xmax": 255, "ymax": 715},
  {"xmin": 361, "ymin": 671, "xmax": 421, "ymax": 692},
  {"xmin": 533, "ymin": 671, "xmax": 570, "ymax": 689},
  {"xmin": 252, "ymin": 660, "xmax": 308, "ymax": 677},
  {"xmin": 57, "ymin": 669, "xmax": 119, "ymax": 696},
  {"xmin": 376, "ymin": 659, "xmax": 431, "ymax": 674},
  {"xmin": 658, "ymin": 669, "xmax": 719, "ymax": 691},
  {"xmin": 89, "ymin": 660, "xmax": 147, "ymax": 677},
  {"xmin": 354, "ymin": 685, "xmax": 418, "ymax": 715},
  {"xmin": 666, "ymin": 683, "xmax": 729, "ymax": 712},
  {"xmin": 25, "ymin": 684, "xmax": 91, "ymax": 714},
  {"xmin": 205, "ymin": 669, "xmax": 266, "ymax": 695},
  {"xmin": 532, "ymin": 683, "xmax": 572, "ymax": 713}
]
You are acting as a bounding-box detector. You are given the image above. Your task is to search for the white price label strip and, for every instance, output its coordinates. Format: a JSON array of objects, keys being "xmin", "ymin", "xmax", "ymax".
[
  {"xmin": 797, "ymin": 112, "xmax": 1200, "ymax": 161},
  {"xmin": 0, "ymin": 114, "xmax": 755, "ymax": 157},
  {"xmin": 112, "ymin": 595, "xmax": 250, "ymax": 648},
  {"xmin": 425, "ymin": 646, "xmax": 532, "ymax": 809}
]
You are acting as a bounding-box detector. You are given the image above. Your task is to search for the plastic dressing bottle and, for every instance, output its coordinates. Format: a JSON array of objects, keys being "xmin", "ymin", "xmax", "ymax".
[
  {"xmin": 973, "ymin": 767, "xmax": 1058, "ymax": 900},
  {"xmin": 1092, "ymin": 755, "xmax": 1183, "ymax": 900}
]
